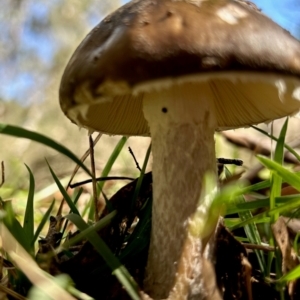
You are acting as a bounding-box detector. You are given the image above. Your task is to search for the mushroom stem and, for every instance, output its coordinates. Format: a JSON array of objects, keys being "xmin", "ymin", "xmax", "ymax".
[{"xmin": 142, "ymin": 81, "xmax": 218, "ymax": 298}]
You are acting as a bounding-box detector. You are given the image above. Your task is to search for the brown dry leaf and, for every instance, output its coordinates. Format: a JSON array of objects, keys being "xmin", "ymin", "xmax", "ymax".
[
  {"xmin": 0, "ymin": 275, "xmax": 8, "ymax": 300},
  {"xmin": 214, "ymin": 221, "xmax": 253, "ymax": 300},
  {"xmin": 0, "ymin": 223, "xmax": 75, "ymax": 300},
  {"xmin": 0, "ymin": 277, "xmax": 25, "ymax": 300},
  {"xmin": 281, "ymin": 186, "xmax": 300, "ymax": 196},
  {"xmin": 282, "ymin": 217, "xmax": 300, "ymax": 236},
  {"xmin": 241, "ymin": 255, "xmax": 252, "ymax": 300},
  {"xmin": 272, "ymin": 217, "xmax": 300, "ymax": 298}
]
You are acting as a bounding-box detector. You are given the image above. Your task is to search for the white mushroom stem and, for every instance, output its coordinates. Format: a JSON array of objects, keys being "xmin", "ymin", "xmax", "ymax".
[{"xmin": 142, "ymin": 81, "xmax": 219, "ymax": 298}]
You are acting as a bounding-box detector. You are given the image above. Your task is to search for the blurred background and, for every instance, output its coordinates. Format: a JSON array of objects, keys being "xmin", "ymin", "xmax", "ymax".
[
  {"xmin": 0, "ymin": 0, "xmax": 299, "ymax": 209},
  {"xmin": 0, "ymin": 0, "xmax": 150, "ymax": 199}
]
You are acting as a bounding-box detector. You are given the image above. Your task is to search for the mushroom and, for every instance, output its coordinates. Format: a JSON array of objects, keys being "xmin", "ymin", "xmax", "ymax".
[{"xmin": 59, "ymin": 0, "xmax": 300, "ymax": 298}]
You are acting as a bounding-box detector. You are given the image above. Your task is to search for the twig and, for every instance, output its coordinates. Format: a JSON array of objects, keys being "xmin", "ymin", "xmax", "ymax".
[
  {"xmin": 89, "ymin": 135, "xmax": 99, "ymax": 221},
  {"xmin": 57, "ymin": 133, "xmax": 102, "ymax": 217},
  {"xmin": 128, "ymin": 147, "xmax": 142, "ymax": 171},
  {"xmin": 70, "ymin": 176, "xmax": 135, "ymax": 188},
  {"xmin": 0, "ymin": 161, "xmax": 4, "ymax": 188},
  {"xmin": 217, "ymin": 158, "xmax": 243, "ymax": 166},
  {"xmin": 0, "ymin": 283, "xmax": 27, "ymax": 300},
  {"xmin": 70, "ymin": 158, "xmax": 242, "ymax": 189},
  {"xmin": 242, "ymin": 243, "xmax": 275, "ymax": 252}
]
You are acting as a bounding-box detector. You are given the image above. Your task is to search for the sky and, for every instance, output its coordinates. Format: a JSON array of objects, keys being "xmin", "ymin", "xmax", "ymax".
[{"xmin": 254, "ymin": 0, "xmax": 300, "ymax": 36}]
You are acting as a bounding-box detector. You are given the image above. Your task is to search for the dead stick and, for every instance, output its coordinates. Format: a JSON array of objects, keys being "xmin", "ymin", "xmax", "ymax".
[{"xmin": 89, "ymin": 135, "xmax": 99, "ymax": 221}]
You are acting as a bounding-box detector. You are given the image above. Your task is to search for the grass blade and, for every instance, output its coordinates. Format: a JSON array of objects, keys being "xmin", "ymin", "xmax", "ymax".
[
  {"xmin": 224, "ymin": 166, "xmax": 266, "ymax": 275},
  {"xmin": 0, "ymin": 200, "xmax": 31, "ymax": 253},
  {"xmin": 32, "ymin": 200, "xmax": 55, "ymax": 245},
  {"xmin": 235, "ymin": 196, "xmax": 266, "ymax": 276},
  {"xmin": 278, "ymin": 264, "xmax": 300, "ymax": 282},
  {"xmin": 257, "ymin": 156, "xmax": 300, "ymax": 191},
  {"xmin": 226, "ymin": 195, "xmax": 300, "ymax": 215},
  {"xmin": 270, "ymin": 118, "xmax": 288, "ymax": 219},
  {"xmin": 130, "ymin": 143, "xmax": 151, "ymax": 212},
  {"xmin": 87, "ymin": 136, "xmax": 128, "ymax": 220},
  {"xmin": 229, "ymin": 195, "xmax": 300, "ymax": 230},
  {"xmin": 251, "ymin": 124, "xmax": 300, "ymax": 162},
  {"xmin": 239, "ymin": 180, "xmax": 271, "ymax": 195},
  {"xmin": 23, "ymin": 164, "xmax": 35, "ymax": 250},
  {"xmin": 59, "ymin": 210, "xmax": 117, "ymax": 252},
  {"xmin": 47, "ymin": 161, "xmax": 80, "ymax": 215},
  {"xmin": 0, "ymin": 223, "xmax": 76, "ymax": 300},
  {"xmin": 267, "ymin": 119, "xmax": 288, "ymax": 278},
  {"xmin": 66, "ymin": 214, "xmax": 140, "ymax": 300},
  {"xmin": 120, "ymin": 198, "xmax": 152, "ymax": 260},
  {"xmin": 0, "ymin": 123, "xmax": 92, "ymax": 176}
]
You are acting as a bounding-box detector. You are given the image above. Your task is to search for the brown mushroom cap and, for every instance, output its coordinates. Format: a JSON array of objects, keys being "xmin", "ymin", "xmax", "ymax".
[{"xmin": 59, "ymin": 0, "xmax": 300, "ymax": 135}]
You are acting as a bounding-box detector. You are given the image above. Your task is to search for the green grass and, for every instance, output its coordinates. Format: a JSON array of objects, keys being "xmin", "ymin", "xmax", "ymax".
[{"xmin": 1, "ymin": 119, "xmax": 300, "ymax": 299}]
